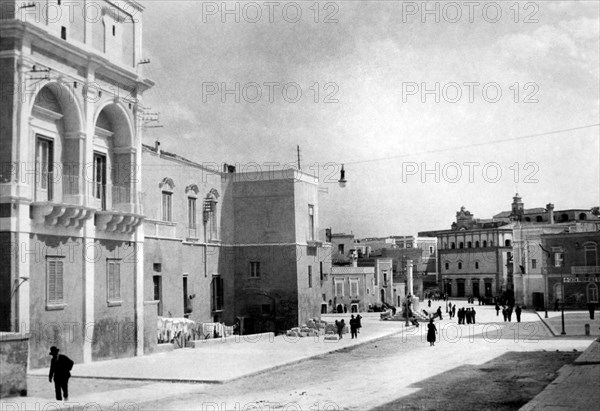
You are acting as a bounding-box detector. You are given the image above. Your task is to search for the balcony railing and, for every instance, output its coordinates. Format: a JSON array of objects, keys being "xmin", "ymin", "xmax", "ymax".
[{"xmin": 571, "ymin": 266, "xmax": 600, "ymax": 275}]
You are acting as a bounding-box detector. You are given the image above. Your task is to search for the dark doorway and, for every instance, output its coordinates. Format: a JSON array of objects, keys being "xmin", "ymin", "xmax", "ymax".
[
  {"xmin": 472, "ymin": 282, "xmax": 480, "ymax": 297},
  {"xmin": 380, "ymin": 289, "xmax": 385, "ymax": 304},
  {"xmin": 532, "ymin": 292, "xmax": 545, "ymax": 310},
  {"xmin": 153, "ymin": 275, "xmax": 162, "ymax": 316},
  {"xmin": 457, "ymin": 282, "xmax": 465, "ymax": 297}
]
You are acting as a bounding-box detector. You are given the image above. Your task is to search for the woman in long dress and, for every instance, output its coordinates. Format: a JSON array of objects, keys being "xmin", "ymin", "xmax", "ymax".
[{"xmin": 427, "ymin": 318, "xmax": 437, "ymax": 346}]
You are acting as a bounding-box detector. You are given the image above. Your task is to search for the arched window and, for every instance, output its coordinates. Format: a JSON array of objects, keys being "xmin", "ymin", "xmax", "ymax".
[
  {"xmin": 561, "ymin": 213, "xmax": 569, "ymax": 222},
  {"xmin": 505, "ymin": 239, "xmax": 512, "ymax": 247},
  {"xmin": 579, "ymin": 213, "xmax": 587, "ymax": 220},
  {"xmin": 525, "ymin": 217, "xmax": 531, "ymax": 222},
  {"xmin": 475, "ymin": 241, "xmax": 480, "ymax": 248},
  {"xmin": 451, "ymin": 242, "xmax": 456, "ymax": 249},
  {"xmin": 587, "ymin": 283, "xmax": 598, "ymax": 303},
  {"xmin": 459, "ymin": 242, "xmax": 464, "ymax": 249},
  {"xmin": 445, "ymin": 262, "xmax": 449, "ymax": 270},
  {"xmin": 475, "ymin": 261, "xmax": 480, "ymax": 269},
  {"xmin": 458, "ymin": 262, "xmax": 463, "ymax": 270},
  {"xmin": 467, "ymin": 241, "xmax": 472, "ymax": 248},
  {"xmin": 584, "ymin": 242, "xmax": 598, "ymax": 267},
  {"xmin": 536, "ymin": 216, "xmax": 543, "ymax": 222},
  {"xmin": 483, "ymin": 240, "xmax": 487, "ymax": 248}
]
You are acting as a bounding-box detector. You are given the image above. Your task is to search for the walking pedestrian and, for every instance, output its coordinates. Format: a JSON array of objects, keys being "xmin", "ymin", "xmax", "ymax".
[
  {"xmin": 350, "ymin": 315, "xmax": 358, "ymax": 339},
  {"xmin": 335, "ymin": 319, "xmax": 345, "ymax": 339},
  {"xmin": 502, "ymin": 307, "xmax": 507, "ymax": 322},
  {"xmin": 507, "ymin": 306, "xmax": 513, "ymax": 322},
  {"xmin": 452, "ymin": 305, "xmax": 456, "ymax": 319},
  {"xmin": 427, "ymin": 318, "xmax": 438, "ymax": 346},
  {"xmin": 465, "ymin": 308, "xmax": 471, "ymax": 324},
  {"xmin": 471, "ymin": 308, "xmax": 476, "ymax": 324},
  {"xmin": 356, "ymin": 314, "xmax": 362, "ymax": 333},
  {"xmin": 48, "ymin": 346, "xmax": 73, "ymax": 401},
  {"xmin": 428, "ymin": 299, "xmax": 432, "ymax": 308},
  {"xmin": 495, "ymin": 303, "xmax": 500, "ymax": 316},
  {"xmin": 515, "ymin": 305, "xmax": 522, "ymax": 322},
  {"xmin": 588, "ymin": 303, "xmax": 596, "ymax": 320},
  {"xmin": 554, "ymin": 299, "xmax": 560, "ymax": 311},
  {"xmin": 436, "ymin": 306, "xmax": 443, "ymax": 320}
]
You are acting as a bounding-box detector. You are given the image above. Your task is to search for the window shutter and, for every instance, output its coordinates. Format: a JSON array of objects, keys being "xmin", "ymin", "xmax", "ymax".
[
  {"xmin": 115, "ymin": 263, "xmax": 120, "ymax": 299},
  {"xmin": 48, "ymin": 261, "xmax": 56, "ymax": 302}
]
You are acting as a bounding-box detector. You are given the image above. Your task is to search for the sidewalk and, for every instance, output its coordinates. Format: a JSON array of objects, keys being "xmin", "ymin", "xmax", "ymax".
[
  {"xmin": 535, "ymin": 310, "xmax": 600, "ymax": 337},
  {"xmin": 520, "ymin": 339, "xmax": 600, "ymax": 411},
  {"xmin": 1, "ymin": 314, "xmax": 405, "ymax": 410}
]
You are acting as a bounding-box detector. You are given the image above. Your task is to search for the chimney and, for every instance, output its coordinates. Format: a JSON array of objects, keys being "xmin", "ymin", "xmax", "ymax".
[
  {"xmin": 547, "ymin": 203, "xmax": 554, "ymax": 224},
  {"xmin": 155, "ymin": 140, "xmax": 161, "ymax": 155}
]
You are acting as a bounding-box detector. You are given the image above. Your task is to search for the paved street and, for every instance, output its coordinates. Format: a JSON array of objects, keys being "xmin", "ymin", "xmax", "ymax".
[{"xmin": 3, "ymin": 301, "xmax": 598, "ymax": 410}]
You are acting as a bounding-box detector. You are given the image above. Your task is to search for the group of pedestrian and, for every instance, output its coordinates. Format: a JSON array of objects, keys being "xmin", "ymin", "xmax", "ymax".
[
  {"xmin": 335, "ymin": 314, "xmax": 362, "ymax": 339},
  {"xmin": 456, "ymin": 307, "xmax": 476, "ymax": 324},
  {"xmin": 496, "ymin": 304, "xmax": 522, "ymax": 322},
  {"xmin": 350, "ymin": 314, "xmax": 362, "ymax": 339}
]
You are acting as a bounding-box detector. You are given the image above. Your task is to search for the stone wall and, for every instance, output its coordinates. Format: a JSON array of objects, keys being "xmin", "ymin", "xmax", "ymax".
[{"xmin": 0, "ymin": 332, "xmax": 28, "ymax": 398}]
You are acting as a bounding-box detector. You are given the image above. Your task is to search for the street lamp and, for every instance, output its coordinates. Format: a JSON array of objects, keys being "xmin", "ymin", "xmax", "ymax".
[{"xmin": 558, "ymin": 252, "xmax": 566, "ymax": 335}]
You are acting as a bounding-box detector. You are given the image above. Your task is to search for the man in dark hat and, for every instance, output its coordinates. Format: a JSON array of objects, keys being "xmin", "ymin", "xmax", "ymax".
[{"xmin": 49, "ymin": 346, "xmax": 73, "ymax": 401}]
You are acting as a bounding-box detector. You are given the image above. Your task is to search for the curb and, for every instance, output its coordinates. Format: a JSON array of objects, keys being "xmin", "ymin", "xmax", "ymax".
[
  {"xmin": 28, "ymin": 328, "xmax": 406, "ymax": 385},
  {"xmin": 534, "ymin": 310, "xmax": 558, "ymax": 337}
]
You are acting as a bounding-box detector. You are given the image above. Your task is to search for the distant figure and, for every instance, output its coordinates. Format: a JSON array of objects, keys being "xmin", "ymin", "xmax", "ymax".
[
  {"xmin": 350, "ymin": 315, "xmax": 358, "ymax": 339},
  {"xmin": 436, "ymin": 306, "xmax": 443, "ymax": 320},
  {"xmin": 344, "ymin": 304, "xmax": 348, "ymax": 313},
  {"xmin": 356, "ymin": 314, "xmax": 363, "ymax": 333},
  {"xmin": 471, "ymin": 308, "xmax": 476, "ymax": 324},
  {"xmin": 428, "ymin": 299, "xmax": 432, "ymax": 308},
  {"xmin": 495, "ymin": 304, "xmax": 500, "ymax": 316},
  {"xmin": 48, "ymin": 346, "xmax": 73, "ymax": 401},
  {"xmin": 427, "ymin": 319, "xmax": 438, "ymax": 346},
  {"xmin": 465, "ymin": 308, "xmax": 472, "ymax": 324},
  {"xmin": 502, "ymin": 307, "xmax": 508, "ymax": 322},
  {"xmin": 507, "ymin": 306, "xmax": 513, "ymax": 322},
  {"xmin": 452, "ymin": 305, "xmax": 456, "ymax": 319},
  {"xmin": 515, "ymin": 305, "xmax": 522, "ymax": 322},
  {"xmin": 336, "ymin": 319, "xmax": 345, "ymax": 339},
  {"xmin": 588, "ymin": 303, "xmax": 596, "ymax": 320},
  {"xmin": 554, "ymin": 299, "xmax": 560, "ymax": 311}
]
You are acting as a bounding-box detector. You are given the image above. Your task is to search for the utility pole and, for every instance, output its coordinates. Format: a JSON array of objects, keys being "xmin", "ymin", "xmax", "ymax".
[{"xmin": 297, "ymin": 145, "xmax": 301, "ymax": 169}]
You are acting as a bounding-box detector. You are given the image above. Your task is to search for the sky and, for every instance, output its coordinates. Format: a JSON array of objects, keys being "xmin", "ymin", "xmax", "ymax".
[{"xmin": 139, "ymin": 0, "xmax": 600, "ymax": 237}]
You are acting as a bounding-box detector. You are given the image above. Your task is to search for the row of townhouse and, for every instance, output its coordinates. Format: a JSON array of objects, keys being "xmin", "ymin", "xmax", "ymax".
[
  {"xmin": 419, "ymin": 193, "xmax": 600, "ymax": 309},
  {"xmin": 0, "ymin": 0, "xmax": 332, "ymax": 369}
]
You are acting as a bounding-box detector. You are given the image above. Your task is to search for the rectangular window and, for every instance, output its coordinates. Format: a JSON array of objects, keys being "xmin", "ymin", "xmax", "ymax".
[
  {"xmin": 107, "ymin": 260, "xmax": 121, "ymax": 302},
  {"xmin": 320, "ymin": 261, "xmax": 324, "ymax": 281},
  {"xmin": 250, "ymin": 261, "xmax": 260, "ymax": 278},
  {"xmin": 162, "ymin": 191, "xmax": 172, "ymax": 221},
  {"xmin": 211, "ymin": 275, "xmax": 224, "ymax": 311},
  {"xmin": 429, "ymin": 246, "xmax": 434, "ymax": 254},
  {"xmin": 338, "ymin": 244, "xmax": 344, "ymax": 254},
  {"xmin": 335, "ymin": 280, "xmax": 344, "ymax": 296},
  {"xmin": 308, "ymin": 205, "xmax": 315, "ymax": 241},
  {"xmin": 188, "ymin": 198, "xmax": 196, "ymax": 227},
  {"xmin": 308, "ymin": 266, "xmax": 313, "ymax": 288},
  {"xmin": 350, "ymin": 279, "xmax": 359, "ymax": 296},
  {"xmin": 531, "ymin": 259, "xmax": 537, "ymax": 269},
  {"xmin": 47, "ymin": 258, "xmax": 64, "ymax": 305},
  {"xmin": 36, "ymin": 137, "xmax": 54, "ymax": 201},
  {"xmin": 93, "ymin": 153, "xmax": 107, "ymax": 209}
]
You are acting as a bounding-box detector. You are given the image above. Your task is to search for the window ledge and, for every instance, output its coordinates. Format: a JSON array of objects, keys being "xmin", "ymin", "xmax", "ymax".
[
  {"xmin": 107, "ymin": 300, "xmax": 123, "ymax": 307},
  {"xmin": 46, "ymin": 303, "xmax": 67, "ymax": 311}
]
